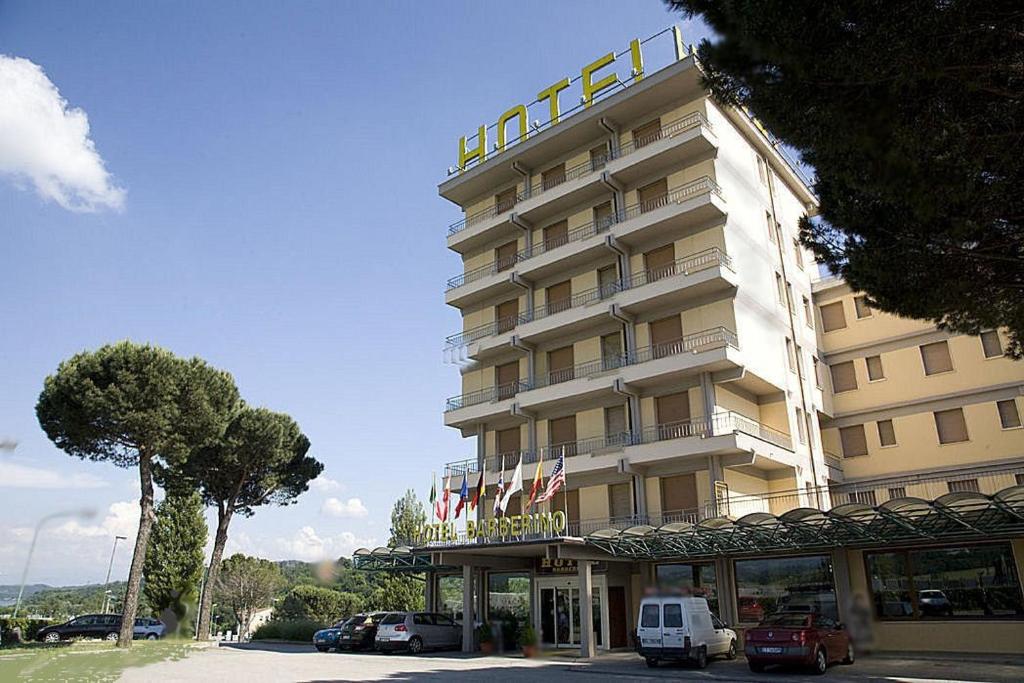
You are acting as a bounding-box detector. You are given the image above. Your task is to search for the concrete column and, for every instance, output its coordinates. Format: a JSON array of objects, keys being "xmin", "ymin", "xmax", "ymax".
[
  {"xmin": 714, "ymin": 558, "xmax": 738, "ymax": 625},
  {"xmin": 424, "ymin": 572, "xmax": 435, "ymax": 613},
  {"xmin": 633, "ymin": 474, "xmax": 648, "ymax": 519},
  {"xmin": 462, "ymin": 564, "xmax": 474, "ymax": 653},
  {"xmin": 831, "ymin": 548, "xmax": 852, "ymax": 625},
  {"xmin": 578, "ymin": 560, "xmax": 596, "ymax": 658}
]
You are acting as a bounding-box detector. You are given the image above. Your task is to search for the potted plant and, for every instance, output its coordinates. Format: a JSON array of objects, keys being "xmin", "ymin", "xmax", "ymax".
[
  {"xmin": 477, "ymin": 622, "xmax": 494, "ymax": 654},
  {"xmin": 519, "ymin": 624, "xmax": 538, "ymax": 658}
]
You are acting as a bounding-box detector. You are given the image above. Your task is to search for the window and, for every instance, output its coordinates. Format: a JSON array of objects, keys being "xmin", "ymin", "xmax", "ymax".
[
  {"xmin": 793, "ymin": 239, "xmax": 804, "ymax": 269},
  {"xmin": 755, "ymin": 154, "xmax": 768, "ymax": 185},
  {"xmin": 601, "ymin": 332, "xmax": 623, "ymax": 370},
  {"xmin": 598, "ymin": 264, "xmax": 618, "ymax": 299},
  {"xmin": 766, "ymin": 211, "xmax": 775, "ymax": 243},
  {"xmin": 593, "ymin": 201, "xmax": 615, "ymax": 230},
  {"xmin": 589, "ymin": 143, "xmax": 608, "ymax": 171},
  {"xmin": 840, "ymin": 424, "xmax": 868, "ymax": 457},
  {"xmin": 795, "ymin": 344, "xmax": 804, "ymax": 374},
  {"xmin": 888, "ymin": 486, "xmax": 907, "ymax": 500},
  {"xmin": 1016, "ymin": 474, "xmax": 1024, "ymax": 486},
  {"xmin": 948, "ymin": 479, "xmax": 979, "ymax": 494},
  {"xmin": 488, "ymin": 573, "xmax": 530, "ymax": 638},
  {"xmin": 640, "ymin": 604, "xmax": 660, "ymax": 628},
  {"xmin": 803, "ymin": 296, "xmax": 813, "ymax": 328},
  {"xmin": 854, "ymin": 295, "xmax": 872, "ymax": 319},
  {"xmin": 413, "ymin": 613, "xmax": 433, "ymax": 626},
  {"xmin": 877, "ymin": 419, "xmax": 897, "ymax": 447},
  {"xmin": 541, "ymin": 163, "xmax": 566, "ymax": 191},
  {"xmin": 495, "ymin": 240, "xmax": 518, "ymax": 272},
  {"xmin": 637, "ymin": 178, "xmax": 668, "ymax": 213},
  {"xmin": 934, "ymin": 408, "xmax": 969, "ymax": 444},
  {"xmin": 980, "ymin": 330, "xmax": 1003, "ymax": 358},
  {"xmin": 663, "ymin": 603, "xmax": 683, "ymax": 628},
  {"xmin": 785, "ymin": 338, "xmax": 796, "ymax": 372},
  {"xmin": 609, "ymin": 482, "xmax": 632, "ymax": 519},
  {"xmin": 734, "ymin": 555, "xmax": 837, "ymax": 622},
  {"xmin": 866, "ymin": 544, "xmax": 1024, "ymax": 620},
  {"xmin": 632, "ymin": 118, "xmax": 662, "ymax": 149},
  {"xmin": 850, "ymin": 490, "xmax": 877, "ymax": 506},
  {"xmin": 604, "ymin": 405, "xmax": 627, "ymax": 444},
  {"xmin": 657, "ymin": 563, "xmax": 718, "ymax": 614},
  {"xmin": 495, "ymin": 187, "xmax": 517, "ymax": 212},
  {"xmin": 866, "ymin": 355, "xmax": 885, "ymax": 381},
  {"xmin": 786, "ymin": 283, "xmax": 796, "ymax": 312},
  {"xmin": 812, "ymin": 357, "xmax": 824, "ymax": 388},
  {"xmin": 543, "ymin": 220, "xmax": 569, "ymax": 251},
  {"xmin": 830, "ymin": 361, "xmax": 858, "ymax": 393},
  {"xmin": 820, "ymin": 301, "xmax": 847, "ymax": 332},
  {"xmin": 998, "ymin": 400, "xmax": 1022, "ymax": 429},
  {"xmin": 775, "ymin": 272, "xmax": 785, "ymax": 305},
  {"xmin": 796, "ymin": 408, "xmax": 807, "ymax": 443},
  {"xmin": 920, "ymin": 341, "xmax": 954, "ymax": 375}
]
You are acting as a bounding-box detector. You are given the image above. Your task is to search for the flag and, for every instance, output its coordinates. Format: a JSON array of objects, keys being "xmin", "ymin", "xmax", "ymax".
[
  {"xmin": 470, "ymin": 462, "xmax": 485, "ymax": 512},
  {"xmin": 536, "ymin": 454, "xmax": 566, "ymax": 503},
  {"xmin": 499, "ymin": 455, "xmax": 524, "ymax": 515},
  {"xmin": 526, "ymin": 453, "xmax": 544, "ymax": 509},
  {"xmin": 439, "ymin": 475, "xmax": 451, "ymax": 522},
  {"xmin": 454, "ymin": 477, "xmax": 469, "ymax": 519},
  {"xmin": 430, "ymin": 473, "xmax": 439, "ymax": 520},
  {"xmin": 492, "ymin": 468, "xmax": 505, "ymax": 516}
]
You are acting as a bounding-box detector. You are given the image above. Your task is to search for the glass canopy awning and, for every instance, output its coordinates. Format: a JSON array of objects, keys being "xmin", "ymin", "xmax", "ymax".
[
  {"xmin": 352, "ymin": 546, "xmax": 455, "ymax": 572},
  {"xmin": 584, "ymin": 485, "xmax": 1024, "ymax": 560}
]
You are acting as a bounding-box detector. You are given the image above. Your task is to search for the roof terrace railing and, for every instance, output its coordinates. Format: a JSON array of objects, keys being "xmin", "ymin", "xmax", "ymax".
[{"xmin": 446, "ymin": 112, "xmax": 713, "ymax": 238}]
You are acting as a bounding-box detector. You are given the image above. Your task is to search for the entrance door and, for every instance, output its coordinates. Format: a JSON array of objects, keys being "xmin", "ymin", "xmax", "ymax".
[
  {"xmin": 608, "ymin": 587, "xmax": 628, "ymax": 648},
  {"xmin": 540, "ymin": 586, "xmax": 582, "ymax": 648}
]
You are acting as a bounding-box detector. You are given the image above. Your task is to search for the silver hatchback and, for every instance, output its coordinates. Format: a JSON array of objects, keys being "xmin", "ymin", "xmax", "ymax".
[{"xmin": 374, "ymin": 612, "xmax": 461, "ymax": 654}]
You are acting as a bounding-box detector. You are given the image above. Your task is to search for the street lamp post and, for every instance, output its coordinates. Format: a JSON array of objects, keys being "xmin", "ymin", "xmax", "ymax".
[
  {"xmin": 100, "ymin": 535, "xmax": 128, "ymax": 613},
  {"xmin": 13, "ymin": 508, "xmax": 97, "ymax": 618}
]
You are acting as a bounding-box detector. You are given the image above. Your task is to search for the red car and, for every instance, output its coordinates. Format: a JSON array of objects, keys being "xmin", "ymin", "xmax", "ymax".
[{"xmin": 744, "ymin": 612, "xmax": 854, "ymax": 674}]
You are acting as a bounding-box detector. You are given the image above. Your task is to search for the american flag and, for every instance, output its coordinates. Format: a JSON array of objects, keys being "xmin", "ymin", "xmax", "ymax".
[{"xmin": 536, "ymin": 454, "xmax": 565, "ymax": 503}]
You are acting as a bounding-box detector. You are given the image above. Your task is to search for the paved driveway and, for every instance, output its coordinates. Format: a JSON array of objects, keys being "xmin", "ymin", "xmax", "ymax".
[{"xmin": 117, "ymin": 642, "xmax": 1024, "ymax": 683}]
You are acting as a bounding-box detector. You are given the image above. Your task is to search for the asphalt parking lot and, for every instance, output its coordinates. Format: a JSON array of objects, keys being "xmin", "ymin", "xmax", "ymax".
[{"xmin": 114, "ymin": 642, "xmax": 1024, "ymax": 683}]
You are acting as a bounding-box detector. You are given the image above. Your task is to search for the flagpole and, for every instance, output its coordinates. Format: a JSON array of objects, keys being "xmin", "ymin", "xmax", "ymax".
[{"xmin": 562, "ymin": 445, "xmax": 569, "ymax": 535}]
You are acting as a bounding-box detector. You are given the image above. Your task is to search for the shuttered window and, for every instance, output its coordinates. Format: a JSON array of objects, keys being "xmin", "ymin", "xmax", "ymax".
[
  {"xmin": 997, "ymin": 400, "xmax": 1022, "ymax": 429},
  {"xmin": 637, "ymin": 178, "xmax": 668, "ymax": 213},
  {"xmin": 495, "ymin": 240, "xmax": 518, "ymax": 272},
  {"xmin": 545, "ymin": 280, "xmax": 572, "ymax": 315},
  {"xmin": 601, "ymin": 332, "xmax": 623, "ymax": 369},
  {"xmin": 650, "ymin": 315, "xmax": 683, "ymax": 359},
  {"xmin": 661, "ymin": 473, "xmax": 698, "ymax": 512},
  {"xmin": 632, "ymin": 118, "xmax": 662, "ymax": 149},
  {"xmin": 541, "ymin": 163, "xmax": 566, "ymax": 191},
  {"xmin": 948, "ymin": 479, "xmax": 979, "ymax": 494},
  {"xmin": 598, "ymin": 264, "xmax": 618, "ymax": 298},
  {"xmin": 547, "ymin": 346, "xmax": 574, "ymax": 385},
  {"xmin": 866, "ymin": 355, "xmax": 885, "ymax": 381},
  {"xmin": 934, "ymin": 408, "xmax": 969, "ymax": 444},
  {"xmin": 550, "ymin": 489, "xmax": 580, "ymax": 523},
  {"xmin": 877, "ymin": 419, "xmax": 897, "ymax": 447},
  {"xmin": 496, "ymin": 298, "xmax": 519, "ymax": 333},
  {"xmin": 644, "ymin": 244, "xmax": 676, "ymax": 281},
  {"xmin": 543, "ymin": 220, "xmax": 569, "ymax": 251},
  {"xmin": 549, "ymin": 415, "xmax": 577, "ymax": 455},
  {"xmin": 495, "ymin": 187, "xmax": 517, "ymax": 212},
  {"xmin": 593, "ymin": 201, "xmax": 615, "ymax": 230},
  {"xmin": 830, "ymin": 361, "xmax": 858, "ymax": 393},
  {"xmin": 920, "ymin": 341, "xmax": 954, "ymax": 375},
  {"xmin": 850, "ymin": 490, "xmax": 877, "ymax": 506},
  {"xmin": 854, "ymin": 295, "xmax": 872, "ymax": 319},
  {"xmin": 793, "ymin": 239, "xmax": 804, "ymax": 269},
  {"xmin": 820, "ymin": 301, "xmax": 847, "ymax": 332},
  {"xmin": 609, "ymin": 482, "xmax": 633, "ymax": 519},
  {"xmin": 840, "ymin": 424, "xmax": 868, "ymax": 457},
  {"xmin": 803, "ymin": 297, "xmax": 813, "ymax": 328},
  {"xmin": 604, "ymin": 405, "xmax": 627, "ymax": 440},
  {"xmin": 981, "ymin": 330, "xmax": 1003, "ymax": 358},
  {"xmin": 590, "ymin": 143, "xmax": 609, "ymax": 171}
]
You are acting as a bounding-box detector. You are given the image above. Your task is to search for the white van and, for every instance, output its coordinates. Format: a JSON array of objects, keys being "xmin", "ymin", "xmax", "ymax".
[{"xmin": 636, "ymin": 596, "xmax": 737, "ymax": 668}]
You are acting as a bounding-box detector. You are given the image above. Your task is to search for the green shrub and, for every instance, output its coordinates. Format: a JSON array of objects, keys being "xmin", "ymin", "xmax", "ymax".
[
  {"xmin": 0, "ymin": 618, "xmax": 55, "ymax": 644},
  {"xmin": 273, "ymin": 585, "xmax": 361, "ymax": 624},
  {"xmin": 252, "ymin": 619, "xmax": 323, "ymax": 642}
]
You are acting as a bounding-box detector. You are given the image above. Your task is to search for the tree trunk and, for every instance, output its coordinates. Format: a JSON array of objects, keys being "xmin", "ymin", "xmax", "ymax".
[
  {"xmin": 118, "ymin": 450, "xmax": 157, "ymax": 648},
  {"xmin": 196, "ymin": 507, "xmax": 233, "ymax": 640}
]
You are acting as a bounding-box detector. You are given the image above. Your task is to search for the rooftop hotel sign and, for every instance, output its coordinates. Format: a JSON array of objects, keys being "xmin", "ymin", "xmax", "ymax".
[{"xmin": 454, "ymin": 27, "xmax": 685, "ymax": 173}]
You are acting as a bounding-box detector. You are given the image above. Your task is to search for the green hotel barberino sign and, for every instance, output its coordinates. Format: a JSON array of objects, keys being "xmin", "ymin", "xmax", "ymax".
[{"xmin": 418, "ymin": 510, "xmax": 569, "ymax": 543}]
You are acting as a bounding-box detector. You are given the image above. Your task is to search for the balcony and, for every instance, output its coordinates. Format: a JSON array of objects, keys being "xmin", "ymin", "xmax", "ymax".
[
  {"xmin": 444, "ymin": 326, "xmax": 739, "ymax": 429},
  {"xmin": 444, "ymin": 112, "xmax": 717, "ymax": 254},
  {"xmin": 444, "ymin": 244, "xmax": 734, "ymax": 357}
]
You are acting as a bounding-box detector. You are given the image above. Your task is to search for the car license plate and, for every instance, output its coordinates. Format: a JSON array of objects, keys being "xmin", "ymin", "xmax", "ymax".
[
  {"xmin": 761, "ymin": 646, "xmax": 783, "ymax": 654},
  {"xmin": 642, "ymin": 638, "xmax": 661, "ymax": 645},
  {"xmin": 378, "ymin": 637, "xmax": 390, "ymax": 642}
]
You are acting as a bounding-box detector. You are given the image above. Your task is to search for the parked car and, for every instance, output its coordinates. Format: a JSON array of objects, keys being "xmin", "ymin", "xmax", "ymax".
[
  {"xmin": 313, "ymin": 618, "xmax": 350, "ymax": 652},
  {"xmin": 636, "ymin": 596, "xmax": 737, "ymax": 668},
  {"xmin": 133, "ymin": 617, "xmax": 166, "ymax": 640},
  {"xmin": 374, "ymin": 612, "xmax": 461, "ymax": 654},
  {"xmin": 918, "ymin": 590, "xmax": 954, "ymax": 616},
  {"xmin": 744, "ymin": 612, "xmax": 854, "ymax": 674},
  {"xmin": 36, "ymin": 614, "xmax": 122, "ymax": 642},
  {"xmin": 336, "ymin": 612, "xmax": 387, "ymax": 651}
]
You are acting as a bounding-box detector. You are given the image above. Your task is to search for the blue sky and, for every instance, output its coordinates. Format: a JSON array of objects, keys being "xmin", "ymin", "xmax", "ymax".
[{"xmin": 0, "ymin": 1, "xmax": 710, "ymax": 585}]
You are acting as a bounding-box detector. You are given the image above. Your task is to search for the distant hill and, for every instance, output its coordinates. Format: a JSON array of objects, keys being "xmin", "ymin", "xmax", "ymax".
[{"xmin": 0, "ymin": 584, "xmax": 52, "ymax": 606}]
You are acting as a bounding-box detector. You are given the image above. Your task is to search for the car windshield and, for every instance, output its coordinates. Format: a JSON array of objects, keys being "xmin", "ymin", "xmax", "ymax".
[
  {"xmin": 762, "ymin": 614, "xmax": 812, "ymax": 627},
  {"xmin": 381, "ymin": 613, "xmax": 405, "ymax": 625},
  {"xmin": 331, "ymin": 619, "xmax": 349, "ymax": 628}
]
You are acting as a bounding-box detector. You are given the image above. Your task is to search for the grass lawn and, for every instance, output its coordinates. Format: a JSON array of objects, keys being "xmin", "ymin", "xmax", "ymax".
[{"xmin": 0, "ymin": 640, "xmax": 198, "ymax": 682}]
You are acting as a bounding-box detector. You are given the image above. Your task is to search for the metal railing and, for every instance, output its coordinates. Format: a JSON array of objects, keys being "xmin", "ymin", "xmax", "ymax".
[
  {"xmin": 640, "ymin": 411, "xmax": 793, "ymax": 451},
  {"xmin": 445, "ymin": 113, "xmax": 714, "ymax": 238},
  {"xmin": 445, "ymin": 380, "xmax": 530, "ymax": 412}
]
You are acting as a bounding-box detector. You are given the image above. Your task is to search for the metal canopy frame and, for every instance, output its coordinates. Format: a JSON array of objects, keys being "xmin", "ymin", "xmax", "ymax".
[
  {"xmin": 584, "ymin": 485, "xmax": 1024, "ymax": 560},
  {"xmin": 352, "ymin": 546, "xmax": 452, "ymax": 573}
]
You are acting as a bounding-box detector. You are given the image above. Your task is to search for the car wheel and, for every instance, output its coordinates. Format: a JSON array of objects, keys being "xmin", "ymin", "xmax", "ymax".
[
  {"xmin": 105, "ymin": 632, "xmax": 119, "ymax": 642},
  {"xmin": 43, "ymin": 632, "xmax": 62, "ymax": 643},
  {"xmin": 748, "ymin": 661, "xmax": 765, "ymax": 673},
  {"xmin": 812, "ymin": 647, "xmax": 828, "ymax": 675},
  {"xmin": 645, "ymin": 657, "xmax": 658, "ymax": 668},
  {"xmin": 842, "ymin": 642, "xmax": 855, "ymax": 665},
  {"xmin": 694, "ymin": 645, "xmax": 708, "ymax": 669},
  {"xmin": 726, "ymin": 639, "xmax": 737, "ymax": 660},
  {"xmin": 146, "ymin": 633, "xmax": 158, "ymax": 641},
  {"xmin": 407, "ymin": 636, "xmax": 423, "ymax": 654},
  {"xmin": 316, "ymin": 645, "xmax": 329, "ymax": 652}
]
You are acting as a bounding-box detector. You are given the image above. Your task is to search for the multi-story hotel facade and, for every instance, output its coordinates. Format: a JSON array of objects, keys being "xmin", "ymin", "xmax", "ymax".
[{"xmin": 355, "ymin": 29, "xmax": 1024, "ymax": 658}]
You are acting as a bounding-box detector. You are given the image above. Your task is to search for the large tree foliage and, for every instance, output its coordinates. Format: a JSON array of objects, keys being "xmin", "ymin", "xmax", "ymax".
[
  {"xmin": 36, "ymin": 342, "xmax": 239, "ymax": 646},
  {"xmin": 143, "ymin": 489, "xmax": 207, "ymax": 638},
  {"xmin": 185, "ymin": 407, "xmax": 322, "ymax": 639},
  {"xmin": 666, "ymin": 1, "xmax": 1024, "ymax": 355},
  {"xmin": 389, "ymin": 489, "xmax": 426, "ymax": 546},
  {"xmin": 214, "ymin": 554, "xmax": 283, "ymax": 639},
  {"xmin": 366, "ymin": 575, "xmax": 425, "ymax": 613},
  {"xmin": 274, "ymin": 585, "xmax": 362, "ymax": 624}
]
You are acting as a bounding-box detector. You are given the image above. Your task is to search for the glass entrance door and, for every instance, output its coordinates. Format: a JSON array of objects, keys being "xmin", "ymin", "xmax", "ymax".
[{"xmin": 540, "ymin": 586, "xmax": 590, "ymax": 648}]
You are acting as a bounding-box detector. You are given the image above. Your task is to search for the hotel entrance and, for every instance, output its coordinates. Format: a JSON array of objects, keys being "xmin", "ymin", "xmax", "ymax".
[{"xmin": 535, "ymin": 574, "xmax": 607, "ymax": 649}]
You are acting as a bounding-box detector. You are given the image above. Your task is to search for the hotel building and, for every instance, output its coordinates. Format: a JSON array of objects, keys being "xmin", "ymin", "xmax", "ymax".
[{"xmin": 355, "ymin": 30, "xmax": 1024, "ymax": 657}]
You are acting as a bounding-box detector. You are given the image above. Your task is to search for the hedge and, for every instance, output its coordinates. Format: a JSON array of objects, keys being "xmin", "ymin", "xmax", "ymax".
[
  {"xmin": 252, "ymin": 619, "xmax": 323, "ymax": 642},
  {"xmin": 0, "ymin": 618, "xmax": 55, "ymax": 643}
]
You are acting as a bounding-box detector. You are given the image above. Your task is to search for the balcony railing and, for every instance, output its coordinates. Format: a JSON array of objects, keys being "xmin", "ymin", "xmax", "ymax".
[
  {"xmin": 640, "ymin": 411, "xmax": 793, "ymax": 451},
  {"xmin": 445, "ymin": 243, "xmax": 730, "ymax": 348},
  {"xmin": 445, "ymin": 326, "xmax": 737, "ymax": 413},
  {"xmin": 446, "ymin": 112, "xmax": 714, "ymax": 238}
]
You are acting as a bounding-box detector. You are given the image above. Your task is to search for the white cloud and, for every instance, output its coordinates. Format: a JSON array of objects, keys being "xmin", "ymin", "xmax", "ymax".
[
  {"xmin": 275, "ymin": 526, "xmax": 376, "ymax": 562},
  {"xmin": 321, "ymin": 497, "xmax": 368, "ymax": 518},
  {"xmin": 309, "ymin": 474, "xmax": 342, "ymax": 493},
  {"xmin": 50, "ymin": 500, "xmax": 139, "ymax": 540},
  {"xmin": 0, "ymin": 462, "xmax": 110, "ymax": 490},
  {"xmin": 0, "ymin": 55, "xmax": 125, "ymax": 212}
]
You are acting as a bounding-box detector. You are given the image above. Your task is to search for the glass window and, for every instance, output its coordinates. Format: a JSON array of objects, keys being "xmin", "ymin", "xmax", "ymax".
[
  {"xmin": 934, "ymin": 408, "xmax": 969, "ymax": 444},
  {"xmin": 820, "ymin": 301, "xmax": 847, "ymax": 332},
  {"xmin": 877, "ymin": 419, "xmax": 897, "ymax": 447},
  {"xmin": 663, "ymin": 603, "xmax": 683, "ymax": 628},
  {"xmin": 640, "ymin": 604, "xmax": 659, "ymax": 628},
  {"xmin": 997, "ymin": 400, "xmax": 1021, "ymax": 429},
  {"xmin": 734, "ymin": 555, "xmax": 837, "ymax": 622},
  {"xmin": 381, "ymin": 613, "xmax": 405, "ymax": 625},
  {"xmin": 830, "ymin": 361, "xmax": 858, "ymax": 392},
  {"xmin": 854, "ymin": 295, "xmax": 872, "ymax": 319},
  {"xmin": 438, "ymin": 575, "xmax": 464, "ymax": 620},
  {"xmin": 803, "ymin": 297, "xmax": 813, "ymax": 328},
  {"xmin": 866, "ymin": 355, "xmax": 885, "ymax": 381},
  {"xmin": 434, "ymin": 614, "xmax": 455, "ymax": 626},
  {"xmin": 980, "ymin": 330, "xmax": 1003, "ymax": 358},
  {"xmin": 840, "ymin": 424, "xmax": 868, "ymax": 457},
  {"xmin": 656, "ymin": 563, "xmax": 718, "ymax": 613},
  {"xmin": 413, "ymin": 613, "xmax": 433, "ymax": 625},
  {"xmin": 921, "ymin": 341, "xmax": 954, "ymax": 375},
  {"xmin": 793, "ymin": 239, "xmax": 804, "ymax": 269},
  {"xmin": 867, "ymin": 544, "xmax": 1024, "ymax": 620},
  {"xmin": 488, "ymin": 572, "xmax": 529, "ymax": 645}
]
